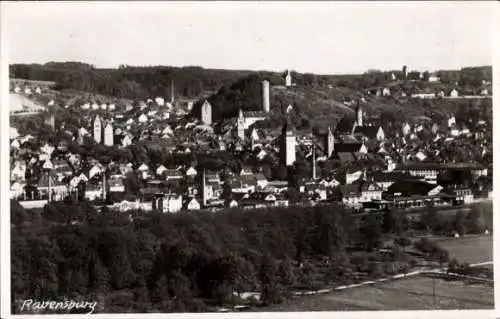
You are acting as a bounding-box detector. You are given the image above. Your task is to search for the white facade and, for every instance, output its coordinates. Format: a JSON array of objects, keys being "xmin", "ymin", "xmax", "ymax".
[
  {"xmin": 262, "ymin": 80, "xmax": 270, "ymax": 112},
  {"xmin": 93, "ymin": 115, "xmax": 102, "ymax": 144},
  {"xmin": 104, "ymin": 123, "xmax": 114, "ymax": 146},
  {"xmin": 201, "ymin": 100, "xmax": 212, "ymax": 125},
  {"xmin": 157, "ymin": 195, "xmax": 183, "ymax": 213},
  {"xmin": 186, "ymin": 198, "xmax": 201, "ymax": 210},
  {"xmin": 285, "ymin": 71, "xmax": 292, "ymax": 87}
]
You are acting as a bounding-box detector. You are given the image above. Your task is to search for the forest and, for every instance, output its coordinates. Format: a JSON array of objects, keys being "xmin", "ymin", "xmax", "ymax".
[{"xmin": 11, "ymin": 198, "xmax": 489, "ymax": 314}]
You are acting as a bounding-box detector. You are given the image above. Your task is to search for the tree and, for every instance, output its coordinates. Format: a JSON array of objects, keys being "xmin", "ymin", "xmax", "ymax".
[
  {"xmin": 383, "ymin": 209, "xmax": 404, "ymax": 235},
  {"xmin": 453, "ymin": 211, "xmax": 467, "ymax": 236},
  {"xmin": 467, "ymin": 207, "xmax": 486, "ymax": 234},
  {"xmin": 359, "ymin": 216, "xmax": 383, "ymax": 251},
  {"xmin": 274, "ymin": 164, "xmax": 288, "ymax": 181},
  {"xmin": 222, "ymin": 179, "xmax": 232, "ymax": 201},
  {"xmin": 421, "ymin": 207, "xmax": 442, "ymax": 232}
]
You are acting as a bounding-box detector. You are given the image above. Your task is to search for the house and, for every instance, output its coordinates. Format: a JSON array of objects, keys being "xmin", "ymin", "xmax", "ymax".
[
  {"xmin": 155, "ymin": 194, "xmax": 183, "ymax": 213},
  {"xmin": 241, "ymin": 192, "xmax": 278, "ymax": 209},
  {"xmin": 121, "ymin": 134, "xmax": 133, "ymax": 147},
  {"xmin": 85, "ymin": 183, "xmax": 103, "ymax": 201},
  {"xmin": 10, "ymin": 181, "xmax": 27, "ymax": 199},
  {"xmin": 11, "ymin": 161, "xmax": 26, "ymax": 182},
  {"xmin": 152, "ymin": 164, "xmax": 167, "ymax": 176},
  {"xmin": 240, "ymin": 166, "xmax": 254, "ymax": 176},
  {"xmin": 184, "ymin": 197, "xmax": 201, "ymax": 210},
  {"xmin": 346, "ymin": 170, "xmax": 363, "ymax": 185},
  {"xmin": 395, "ymin": 163, "xmax": 440, "ymax": 182},
  {"xmin": 449, "ymin": 89, "xmax": 459, "ymax": 98},
  {"xmin": 226, "ymin": 199, "xmax": 238, "ymax": 208},
  {"xmin": 415, "ymin": 151, "xmax": 427, "ymax": 161},
  {"xmin": 255, "ymin": 173, "xmax": 268, "ymax": 189},
  {"xmin": 334, "ymin": 142, "xmax": 368, "ymax": 154},
  {"xmin": 428, "ymin": 75, "xmax": 440, "ymax": 82},
  {"xmin": 186, "ymin": 166, "xmax": 198, "ymax": 177},
  {"xmin": 384, "ymin": 180, "xmax": 449, "ymax": 208},
  {"xmin": 335, "ymin": 185, "xmax": 362, "ymax": 207},
  {"xmin": 162, "ymin": 125, "xmax": 173, "ymax": 136},
  {"xmin": 382, "ymin": 87, "xmax": 391, "ymax": 96},
  {"xmin": 402, "ymin": 123, "xmax": 411, "ymax": 136},
  {"xmin": 11, "ymin": 139, "xmax": 20, "ymax": 149},
  {"xmin": 37, "ymin": 174, "xmax": 68, "ymax": 201},
  {"xmin": 360, "ymin": 182, "xmax": 383, "ymax": 202},
  {"xmin": 256, "ymin": 149, "xmax": 267, "ymax": 160},
  {"xmin": 138, "ymin": 114, "xmax": 148, "ymax": 123},
  {"xmin": 206, "ymin": 171, "xmax": 221, "ymax": 184},
  {"xmin": 165, "ymin": 169, "xmax": 184, "ymax": 181},
  {"xmin": 447, "ymin": 186, "xmax": 473, "ymax": 205},
  {"xmin": 85, "ymin": 164, "xmax": 103, "ymax": 180},
  {"xmin": 108, "ymin": 177, "xmax": 125, "ymax": 193},
  {"xmin": 353, "ymin": 126, "xmax": 385, "ymax": 141}
]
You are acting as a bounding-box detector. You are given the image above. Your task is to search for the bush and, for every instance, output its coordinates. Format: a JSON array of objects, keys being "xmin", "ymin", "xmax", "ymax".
[{"xmin": 394, "ymin": 236, "xmax": 412, "ymax": 248}]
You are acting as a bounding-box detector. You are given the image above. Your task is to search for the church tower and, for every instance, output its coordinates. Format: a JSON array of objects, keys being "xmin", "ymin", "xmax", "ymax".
[
  {"xmin": 200, "ymin": 100, "xmax": 212, "ymax": 125},
  {"xmin": 262, "ymin": 80, "xmax": 270, "ymax": 113},
  {"xmin": 280, "ymin": 116, "xmax": 296, "ymax": 166},
  {"xmin": 325, "ymin": 126, "xmax": 335, "ymax": 158},
  {"xmin": 285, "ymin": 70, "xmax": 292, "ymax": 87},
  {"xmin": 104, "ymin": 122, "xmax": 114, "ymax": 146},
  {"xmin": 93, "ymin": 115, "xmax": 102, "ymax": 144},
  {"xmin": 355, "ymin": 100, "xmax": 363, "ymax": 127},
  {"xmin": 237, "ymin": 109, "xmax": 245, "ymax": 140}
]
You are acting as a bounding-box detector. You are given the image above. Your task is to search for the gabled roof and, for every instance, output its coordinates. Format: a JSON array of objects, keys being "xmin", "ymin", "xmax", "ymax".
[
  {"xmin": 335, "ymin": 117, "xmax": 356, "ymax": 133},
  {"xmin": 338, "ymin": 184, "xmax": 361, "ymax": 196},
  {"xmin": 337, "ymin": 152, "xmax": 355, "ymax": 163},
  {"xmin": 353, "ymin": 126, "xmax": 381, "ymax": 139},
  {"xmin": 335, "ymin": 142, "xmax": 363, "ymax": 153},
  {"xmin": 387, "ymin": 180, "xmax": 439, "ymax": 197}
]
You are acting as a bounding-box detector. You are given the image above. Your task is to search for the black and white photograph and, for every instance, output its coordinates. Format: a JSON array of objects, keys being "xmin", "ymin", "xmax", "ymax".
[{"xmin": 0, "ymin": 1, "xmax": 497, "ymax": 317}]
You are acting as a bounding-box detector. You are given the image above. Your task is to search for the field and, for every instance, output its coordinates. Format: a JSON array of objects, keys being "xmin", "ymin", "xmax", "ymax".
[
  {"xmin": 435, "ymin": 235, "xmax": 492, "ymax": 264},
  {"xmin": 261, "ymin": 276, "xmax": 493, "ymax": 311}
]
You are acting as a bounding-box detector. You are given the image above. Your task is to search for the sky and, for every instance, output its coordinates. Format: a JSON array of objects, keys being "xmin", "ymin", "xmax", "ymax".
[{"xmin": 2, "ymin": 1, "xmax": 497, "ymax": 75}]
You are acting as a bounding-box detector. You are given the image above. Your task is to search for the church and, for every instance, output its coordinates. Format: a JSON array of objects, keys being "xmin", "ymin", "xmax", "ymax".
[{"xmin": 335, "ymin": 100, "xmax": 385, "ymax": 141}]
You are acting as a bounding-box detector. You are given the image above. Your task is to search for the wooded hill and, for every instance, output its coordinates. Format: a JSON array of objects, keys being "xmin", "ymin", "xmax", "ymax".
[{"xmin": 10, "ymin": 62, "xmax": 492, "ymax": 131}]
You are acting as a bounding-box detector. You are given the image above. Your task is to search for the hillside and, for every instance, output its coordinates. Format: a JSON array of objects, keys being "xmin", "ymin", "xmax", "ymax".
[
  {"xmin": 9, "ymin": 62, "xmax": 258, "ymax": 100},
  {"xmin": 191, "ymin": 71, "xmax": 492, "ymax": 131},
  {"xmin": 10, "ymin": 62, "xmax": 492, "ymax": 130}
]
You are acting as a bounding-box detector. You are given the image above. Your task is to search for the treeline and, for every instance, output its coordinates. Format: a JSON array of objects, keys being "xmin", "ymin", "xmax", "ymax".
[
  {"xmin": 336, "ymin": 66, "xmax": 492, "ymax": 90},
  {"xmin": 11, "ymin": 199, "xmax": 491, "ymax": 313},
  {"xmin": 10, "ymin": 62, "xmax": 255, "ymax": 99},
  {"xmin": 11, "ymin": 201, "xmax": 368, "ymax": 313}
]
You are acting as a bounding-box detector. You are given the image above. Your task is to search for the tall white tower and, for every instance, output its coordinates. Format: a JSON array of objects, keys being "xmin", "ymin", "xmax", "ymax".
[
  {"xmin": 104, "ymin": 122, "xmax": 114, "ymax": 146},
  {"xmin": 201, "ymin": 100, "xmax": 212, "ymax": 125},
  {"xmin": 93, "ymin": 115, "xmax": 102, "ymax": 144},
  {"xmin": 355, "ymin": 100, "xmax": 363, "ymax": 127},
  {"xmin": 237, "ymin": 109, "xmax": 245, "ymax": 140},
  {"xmin": 325, "ymin": 126, "xmax": 335, "ymax": 158},
  {"xmin": 280, "ymin": 117, "xmax": 296, "ymax": 166},
  {"xmin": 262, "ymin": 80, "xmax": 270, "ymax": 113},
  {"xmin": 285, "ymin": 70, "xmax": 292, "ymax": 87}
]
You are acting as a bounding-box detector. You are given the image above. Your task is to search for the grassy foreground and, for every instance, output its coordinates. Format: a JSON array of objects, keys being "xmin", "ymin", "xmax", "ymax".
[{"xmin": 260, "ymin": 275, "xmax": 493, "ymax": 311}]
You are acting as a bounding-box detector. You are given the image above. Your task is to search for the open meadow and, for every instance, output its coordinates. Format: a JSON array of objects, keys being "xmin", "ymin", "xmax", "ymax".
[
  {"xmin": 261, "ymin": 275, "xmax": 493, "ymax": 311},
  {"xmin": 435, "ymin": 235, "xmax": 492, "ymax": 264}
]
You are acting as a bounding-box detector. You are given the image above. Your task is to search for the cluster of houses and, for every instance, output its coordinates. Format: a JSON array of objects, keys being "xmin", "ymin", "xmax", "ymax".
[{"xmin": 8, "ymin": 70, "xmax": 492, "ymax": 215}]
